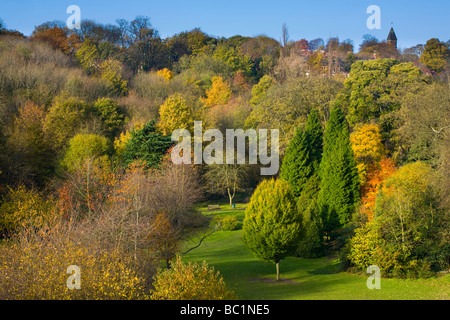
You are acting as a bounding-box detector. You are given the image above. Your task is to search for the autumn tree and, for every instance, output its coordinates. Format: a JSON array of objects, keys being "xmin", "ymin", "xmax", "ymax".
[
  {"xmin": 350, "ymin": 123, "xmax": 385, "ymax": 185},
  {"xmin": 7, "ymin": 101, "xmax": 54, "ymax": 187},
  {"xmin": 201, "ymin": 76, "xmax": 232, "ymax": 108},
  {"xmin": 0, "ymin": 186, "xmax": 54, "ymax": 237},
  {"xmin": 100, "ymin": 59, "xmax": 128, "ymax": 96},
  {"xmin": 372, "ymin": 161, "xmax": 449, "ymax": 273},
  {"xmin": 360, "ymin": 157, "xmax": 397, "ymax": 221},
  {"xmin": 158, "ymin": 93, "xmax": 194, "ymax": 135},
  {"xmin": 32, "ymin": 24, "xmax": 80, "ymax": 55},
  {"xmin": 43, "ymin": 95, "xmax": 90, "ymax": 150},
  {"xmin": 242, "ymin": 179, "xmax": 302, "ymax": 280}
]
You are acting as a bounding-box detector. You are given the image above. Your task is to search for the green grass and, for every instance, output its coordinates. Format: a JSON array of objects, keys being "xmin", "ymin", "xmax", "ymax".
[{"xmin": 183, "ymin": 204, "xmax": 450, "ymax": 300}]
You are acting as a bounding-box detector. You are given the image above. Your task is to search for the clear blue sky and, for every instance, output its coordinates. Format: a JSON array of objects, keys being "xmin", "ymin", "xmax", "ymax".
[{"xmin": 0, "ymin": 0, "xmax": 449, "ymax": 49}]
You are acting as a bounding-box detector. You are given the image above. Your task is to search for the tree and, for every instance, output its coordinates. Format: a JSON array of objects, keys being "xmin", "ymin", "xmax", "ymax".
[
  {"xmin": 43, "ymin": 95, "xmax": 90, "ymax": 150},
  {"xmin": 32, "ymin": 24, "xmax": 80, "ymax": 55},
  {"xmin": 201, "ymin": 76, "xmax": 232, "ymax": 108},
  {"xmin": 280, "ymin": 109, "xmax": 323, "ymax": 197},
  {"xmin": 372, "ymin": 161, "xmax": 449, "ymax": 273},
  {"xmin": 92, "ymin": 98, "xmax": 126, "ymax": 139},
  {"xmin": 242, "ymin": 179, "xmax": 302, "ymax": 280},
  {"xmin": 0, "ymin": 186, "xmax": 54, "ymax": 237},
  {"xmin": 250, "ymin": 75, "xmax": 273, "ymax": 106},
  {"xmin": 419, "ymin": 38, "xmax": 449, "ymax": 73},
  {"xmin": 158, "ymin": 93, "xmax": 194, "ymax": 135},
  {"xmin": 7, "ymin": 101, "xmax": 54, "ymax": 187},
  {"xmin": 60, "ymin": 134, "xmax": 111, "ymax": 172},
  {"xmin": 100, "ymin": 59, "xmax": 128, "ymax": 96},
  {"xmin": 360, "ymin": 157, "xmax": 397, "ymax": 221},
  {"xmin": 245, "ymin": 77, "xmax": 343, "ymax": 152},
  {"xmin": 151, "ymin": 255, "xmax": 235, "ymax": 300},
  {"xmin": 122, "ymin": 120, "xmax": 173, "ymax": 168},
  {"xmin": 204, "ymin": 155, "xmax": 250, "ymax": 207},
  {"xmin": 157, "ymin": 68, "xmax": 173, "ymax": 81},
  {"xmin": 350, "ymin": 123, "xmax": 385, "ymax": 185},
  {"xmin": 341, "ymin": 59, "xmax": 427, "ymax": 127},
  {"xmin": 75, "ymin": 39, "xmax": 100, "ymax": 75},
  {"xmin": 317, "ymin": 107, "xmax": 359, "ymax": 236},
  {"xmin": 374, "ymin": 162, "xmax": 441, "ymax": 254},
  {"xmin": 296, "ymin": 175, "xmax": 325, "ymax": 258}
]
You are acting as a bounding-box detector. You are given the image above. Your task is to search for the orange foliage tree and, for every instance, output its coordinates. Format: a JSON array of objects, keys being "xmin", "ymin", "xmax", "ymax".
[{"xmin": 360, "ymin": 157, "xmax": 397, "ymax": 221}]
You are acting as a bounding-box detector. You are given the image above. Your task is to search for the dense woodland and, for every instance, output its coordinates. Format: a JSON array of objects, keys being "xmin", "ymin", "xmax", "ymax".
[{"xmin": 0, "ymin": 16, "xmax": 449, "ymax": 299}]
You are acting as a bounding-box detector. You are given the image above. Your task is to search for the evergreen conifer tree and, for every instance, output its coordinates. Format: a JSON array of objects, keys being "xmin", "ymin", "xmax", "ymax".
[
  {"xmin": 280, "ymin": 109, "xmax": 323, "ymax": 197},
  {"xmin": 317, "ymin": 107, "xmax": 359, "ymax": 238}
]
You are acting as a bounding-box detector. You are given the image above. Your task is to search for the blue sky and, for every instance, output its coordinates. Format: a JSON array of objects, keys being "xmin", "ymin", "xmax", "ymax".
[{"xmin": 0, "ymin": 0, "xmax": 449, "ymax": 49}]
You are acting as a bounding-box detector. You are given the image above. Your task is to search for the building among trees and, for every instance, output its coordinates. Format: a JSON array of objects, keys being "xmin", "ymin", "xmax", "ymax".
[{"xmin": 387, "ymin": 27, "xmax": 398, "ymax": 49}]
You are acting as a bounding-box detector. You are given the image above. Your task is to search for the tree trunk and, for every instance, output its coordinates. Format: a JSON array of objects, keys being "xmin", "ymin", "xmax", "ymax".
[{"xmin": 276, "ymin": 262, "xmax": 280, "ymax": 281}]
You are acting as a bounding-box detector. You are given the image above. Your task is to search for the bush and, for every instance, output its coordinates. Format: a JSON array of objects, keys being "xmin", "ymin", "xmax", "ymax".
[
  {"xmin": 218, "ymin": 215, "xmax": 239, "ymax": 231},
  {"xmin": 151, "ymin": 255, "xmax": 235, "ymax": 300},
  {"xmin": 0, "ymin": 186, "xmax": 54, "ymax": 236},
  {"xmin": 0, "ymin": 233, "xmax": 151, "ymax": 300}
]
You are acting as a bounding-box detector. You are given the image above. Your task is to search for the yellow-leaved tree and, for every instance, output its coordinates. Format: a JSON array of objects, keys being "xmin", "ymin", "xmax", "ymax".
[
  {"xmin": 350, "ymin": 123, "xmax": 385, "ymax": 185},
  {"xmin": 201, "ymin": 76, "xmax": 232, "ymax": 108},
  {"xmin": 158, "ymin": 93, "xmax": 194, "ymax": 135},
  {"xmin": 157, "ymin": 68, "xmax": 174, "ymax": 82}
]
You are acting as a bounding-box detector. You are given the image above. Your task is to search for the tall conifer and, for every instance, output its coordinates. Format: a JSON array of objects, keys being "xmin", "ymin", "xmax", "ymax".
[
  {"xmin": 280, "ymin": 109, "xmax": 323, "ymax": 197},
  {"xmin": 318, "ymin": 107, "xmax": 359, "ymax": 237}
]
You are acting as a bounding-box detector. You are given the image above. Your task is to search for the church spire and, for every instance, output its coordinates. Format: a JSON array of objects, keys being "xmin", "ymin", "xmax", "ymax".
[{"xmin": 387, "ymin": 27, "xmax": 397, "ymax": 49}]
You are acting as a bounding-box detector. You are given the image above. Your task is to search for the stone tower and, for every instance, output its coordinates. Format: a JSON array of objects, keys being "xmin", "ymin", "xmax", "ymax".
[{"xmin": 387, "ymin": 27, "xmax": 397, "ymax": 49}]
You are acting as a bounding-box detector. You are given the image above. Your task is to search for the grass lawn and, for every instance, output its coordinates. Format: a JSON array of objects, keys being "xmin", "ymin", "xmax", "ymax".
[{"xmin": 183, "ymin": 204, "xmax": 450, "ymax": 300}]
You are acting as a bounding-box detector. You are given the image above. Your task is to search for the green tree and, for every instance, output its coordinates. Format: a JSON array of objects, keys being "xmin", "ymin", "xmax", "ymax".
[
  {"xmin": 92, "ymin": 98, "xmax": 126, "ymax": 139},
  {"xmin": 280, "ymin": 109, "xmax": 322, "ymax": 197},
  {"xmin": 419, "ymin": 38, "xmax": 449, "ymax": 73},
  {"xmin": 100, "ymin": 59, "xmax": 128, "ymax": 96},
  {"xmin": 317, "ymin": 107, "xmax": 359, "ymax": 237},
  {"xmin": 43, "ymin": 95, "xmax": 90, "ymax": 150},
  {"xmin": 75, "ymin": 39, "xmax": 100, "ymax": 75},
  {"xmin": 250, "ymin": 75, "xmax": 273, "ymax": 106},
  {"xmin": 242, "ymin": 179, "xmax": 302, "ymax": 280},
  {"xmin": 245, "ymin": 77, "xmax": 343, "ymax": 152},
  {"xmin": 122, "ymin": 120, "xmax": 173, "ymax": 168},
  {"xmin": 340, "ymin": 59, "xmax": 426, "ymax": 127},
  {"xmin": 296, "ymin": 175, "xmax": 325, "ymax": 258},
  {"xmin": 60, "ymin": 134, "xmax": 111, "ymax": 172}
]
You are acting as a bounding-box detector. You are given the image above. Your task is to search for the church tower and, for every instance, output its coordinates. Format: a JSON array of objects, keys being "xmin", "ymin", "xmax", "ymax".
[{"xmin": 387, "ymin": 27, "xmax": 397, "ymax": 49}]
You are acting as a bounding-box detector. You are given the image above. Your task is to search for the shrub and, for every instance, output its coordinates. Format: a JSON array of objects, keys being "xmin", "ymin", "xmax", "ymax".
[
  {"xmin": 0, "ymin": 186, "xmax": 54, "ymax": 236},
  {"xmin": 0, "ymin": 234, "xmax": 150, "ymax": 300},
  {"xmin": 218, "ymin": 215, "xmax": 239, "ymax": 231},
  {"xmin": 151, "ymin": 255, "xmax": 235, "ymax": 300}
]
